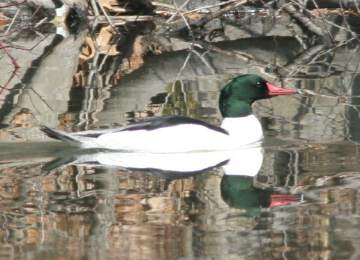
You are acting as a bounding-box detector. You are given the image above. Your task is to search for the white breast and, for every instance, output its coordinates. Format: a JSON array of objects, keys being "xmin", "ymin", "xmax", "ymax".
[{"xmin": 220, "ymin": 115, "xmax": 263, "ymax": 147}]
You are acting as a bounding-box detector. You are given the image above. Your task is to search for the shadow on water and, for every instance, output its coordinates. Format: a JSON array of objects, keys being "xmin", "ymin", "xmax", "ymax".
[{"xmin": 2, "ymin": 2, "xmax": 360, "ymax": 259}]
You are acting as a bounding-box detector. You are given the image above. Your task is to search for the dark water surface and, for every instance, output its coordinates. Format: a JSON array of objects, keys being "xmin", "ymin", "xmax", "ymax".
[{"xmin": 2, "ymin": 18, "xmax": 360, "ymax": 260}]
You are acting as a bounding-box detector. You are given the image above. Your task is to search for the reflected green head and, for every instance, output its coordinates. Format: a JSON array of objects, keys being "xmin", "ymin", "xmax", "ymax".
[{"xmin": 220, "ymin": 175, "xmax": 270, "ymax": 214}]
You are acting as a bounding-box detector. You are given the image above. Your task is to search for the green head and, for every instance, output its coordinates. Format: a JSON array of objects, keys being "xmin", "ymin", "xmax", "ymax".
[{"xmin": 219, "ymin": 74, "xmax": 297, "ymax": 117}]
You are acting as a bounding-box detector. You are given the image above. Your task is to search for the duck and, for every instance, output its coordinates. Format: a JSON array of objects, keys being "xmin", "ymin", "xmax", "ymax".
[
  {"xmin": 42, "ymin": 147, "xmax": 301, "ymax": 210},
  {"xmin": 41, "ymin": 146, "xmax": 302, "ymax": 216},
  {"xmin": 40, "ymin": 74, "xmax": 297, "ymax": 153}
]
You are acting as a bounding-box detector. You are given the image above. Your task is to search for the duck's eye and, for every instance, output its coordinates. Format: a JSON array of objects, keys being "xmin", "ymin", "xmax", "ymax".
[{"xmin": 256, "ymin": 82, "xmax": 262, "ymax": 87}]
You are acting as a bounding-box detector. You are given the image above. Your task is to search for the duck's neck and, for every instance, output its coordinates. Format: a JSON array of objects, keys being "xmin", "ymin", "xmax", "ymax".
[
  {"xmin": 220, "ymin": 99, "xmax": 253, "ymax": 118},
  {"xmin": 221, "ymin": 115, "xmax": 263, "ymax": 144},
  {"xmin": 219, "ymin": 96, "xmax": 263, "ymax": 144}
]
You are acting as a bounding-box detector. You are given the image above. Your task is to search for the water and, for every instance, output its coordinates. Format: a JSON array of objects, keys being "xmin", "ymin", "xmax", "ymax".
[{"xmin": 2, "ymin": 8, "xmax": 360, "ymax": 260}]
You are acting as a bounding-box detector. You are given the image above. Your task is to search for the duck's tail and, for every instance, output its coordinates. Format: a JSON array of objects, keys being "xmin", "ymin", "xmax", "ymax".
[{"xmin": 40, "ymin": 126, "xmax": 82, "ymax": 146}]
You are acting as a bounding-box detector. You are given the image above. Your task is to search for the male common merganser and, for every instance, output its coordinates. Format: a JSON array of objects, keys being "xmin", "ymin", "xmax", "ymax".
[{"xmin": 41, "ymin": 74, "xmax": 297, "ymax": 153}]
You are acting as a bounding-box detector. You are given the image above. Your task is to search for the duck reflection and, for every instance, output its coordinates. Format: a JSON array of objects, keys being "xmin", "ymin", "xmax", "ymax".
[
  {"xmin": 43, "ymin": 143, "xmax": 264, "ymax": 176},
  {"xmin": 43, "ymin": 144, "xmax": 301, "ymax": 215}
]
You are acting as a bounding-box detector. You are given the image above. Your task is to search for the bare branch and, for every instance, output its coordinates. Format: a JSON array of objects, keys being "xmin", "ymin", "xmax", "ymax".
[{"xmin": 0, "ymin": 0, "xmax": 26, "ymax": 8}]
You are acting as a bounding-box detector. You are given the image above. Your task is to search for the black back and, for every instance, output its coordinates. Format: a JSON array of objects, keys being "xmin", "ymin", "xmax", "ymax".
[{"xmin": 118, "ymin": 116, "xmax": 229, "ymax": 135}]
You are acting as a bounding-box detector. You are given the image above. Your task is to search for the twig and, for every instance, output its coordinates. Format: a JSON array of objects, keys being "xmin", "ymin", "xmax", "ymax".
[
  {"xmin": 282, "ymin": 2, "xmax": 325, "ymax": 38},
  {"xmin": 89, "ymin": 0, "xmax": 100, "ymax": 17},
  {"xmin": 286, "ymin": 0, "xmax": 358, "ymax": 42},
  {"xmin": 184, "ymin": 0, "xmax": 240, "ymax": 14},
  {"xmin": 173, "ymin": 0, "xmax": 194, "ymax": 38},
  {"xmin": 285, "ymin": 44, "xmax": 327, "ymax": 76},
  {"xmin": 0, "ymin": 34, "xmax": 50, "ymax": 51},
  {"xmin": 88, "ymin": 15, "xmax": 153, "ymax": 25},
  {"xmin": 194, "ymin": 40, "xmax": 253, "ymax": 63},
  {"xmin": 0, "ymin": 0, "xmax": 26, "ymax": 8},
  {"xmin": 298, "ymin": 89, "xmax": 350, "ymax": 103},
  {"xmin": 5, "ymin": 8, "xmax": 19, "ymax": 35},
  {"xmin": 30, "ymin": 6, "xmax": 42, "ymax": 19},
  {"xmin": 189, "ymin": 0, "xmax": 248, "ymax": 28},
  {"xmin": 305, "ymin": 8, "xmax": 359, "ymax": 37},
  {"xmin": 97, "ymin": 0, "xmax": 117, "ymax": 31},
  {"xmin": 307, "ymin": 0, "xmax": 334, "ymax": 42},
  {"xmin": 338, "ymin": 0, "xmax": 360, "ymax": 42},
  {"xmin": 166, "ymin": 0, "xmax": 191, "ymax": 23},
  {"xmin": 152, "ymin": 1, "xmax": 181, "ymax": 11},
  {"xmin": 34, "ymin": 17, "xmax": 48, "ymax": 28},
  {"xmin": 285, "ymin": 38, "xmax": 356, "ymax": 77},
  {"xmin": 0, "ymin": 70, "xmax": 17, "ymax": 93},
  {"xmin": 28, "ymin": 86, "xmax": 55, "ymax": 112},
  {"xmin": 167, "ymin": 0, "xmax": 248, "ymax": 35},
  {"xmin": 154, "ymin": 10, "xmax": 176, "ymax": 17},
  {"xmin": 0, "ymin": 41, "xmax": 20, "ymax": 70}
]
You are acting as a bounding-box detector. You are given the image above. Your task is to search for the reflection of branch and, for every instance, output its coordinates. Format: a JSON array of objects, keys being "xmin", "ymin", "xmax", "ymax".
[
  {"xmin": 194, "ymin": 39, "xmax": 270, "ymax": 68},
  {"xmin": 0, "ymin": 70, "xmax": 17, "ymax": 92},
  {"xmin": 195, "ymin": 40, "xmax": 252, "ymax": 62},
  {"xmin": 0, "ymin": 43, "xmax": 20, "ymax": 98},
  {"xmin": 174, "ymin": 51, "xmax": 192, "ymax": 82},
  {"xmin": 284, "ymin": 44, "xmax": 327, "ymax": 76},
  {"xmin": 191, "ymin": 48, "xmax": 215, "ymax": 74},
  {"xmin": 0, "ymin": 42, "xmax": 20, "ymax": 69},
  {"xmin": 0, "ymin": 34, "xmax": 49, "ymax": 51},
  {"xmin": 28, "ymin": 85, "xmax": 55, "ymax": 112},
  {"xmin": 284, "ymin": 39, "xmax": 355, "ymax": 77}
]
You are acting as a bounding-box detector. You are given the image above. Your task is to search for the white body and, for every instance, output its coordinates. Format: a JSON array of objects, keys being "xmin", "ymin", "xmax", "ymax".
[{"xmin": 80, "ymin": 115, "xmax": 263, "ymax": 153}]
